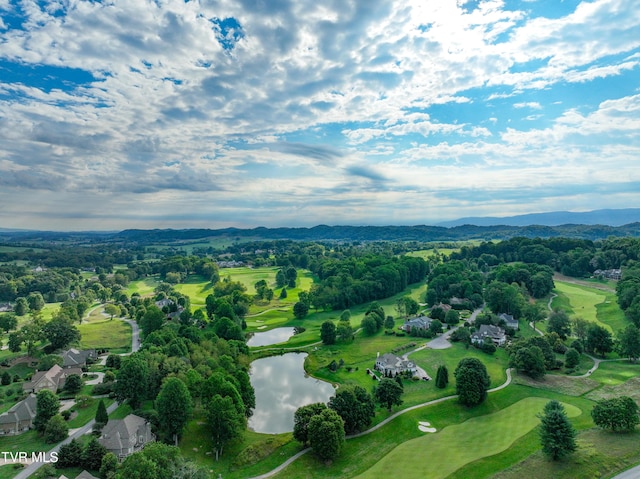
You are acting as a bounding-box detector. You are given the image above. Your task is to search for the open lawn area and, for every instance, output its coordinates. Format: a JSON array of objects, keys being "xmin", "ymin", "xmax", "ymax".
[
  {"xmin": 125, "ymin": 277, "xmax": 160, "ymax": 297},
  {"xmin": 552, "ymin": 281, "xmax": 626, "ymax": 333},
  {"xmin": 78, "ymin": 318, "xmax": 131, "ymax": 353},
  {"xmin": 355, "ymin": 397, "xmax": 581, "ymax": 479},
  {"xmin": 174, "ymin": 275, "xmax": 213, "ymax": 310}
]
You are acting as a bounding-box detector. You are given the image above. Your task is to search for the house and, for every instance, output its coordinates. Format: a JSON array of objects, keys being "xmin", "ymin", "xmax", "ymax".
[
  {"xmin": 59, "ymin": 471, "xmax": 98, "ymax": 479},
  {"xmin": 402, "ymin": 316, "xmax": 432, "ymax": 333},
  {"xmin": 593, "ymin": 269, "xmax": 622, "ymax": 280},
  {"xmin": 61, "ymin": 348, "xmax": 97, "ymax": 369},
  {"xmin": 22, "ymin": 364, "xmax": 83, "ymax": 394},
  {"xmin": 0, "ymin": 394, "xmax": 37, "ymax": 435},
  {"xmin": 498, "ymin": 313, "xmax": 519, "ymax": 330},
  {"xmin": 471, "ymin": 325, "xmax": 507, "ymax": 346},
  {"xmin": 432, "ymin": 303, "xmax": 452, "ymax": 314},
  {"xmin": 155, "ymin": 298, "xmax": 184, "ymax": 320},
  {"xmin": 375, "ymin": 353, "xmax": 418, "ymax": 377},
  {"xmin": 99, "ymin": 414, "xmax": 155, "ymax": 460}
]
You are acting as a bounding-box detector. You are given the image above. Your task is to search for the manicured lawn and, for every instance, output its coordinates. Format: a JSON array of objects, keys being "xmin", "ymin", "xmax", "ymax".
[
  {"xmin": 68, "ymin": 398, "xmax": 114, "ymax": 428},
  {"xmin": 553, "ymin": 281, "xmax": 626, "ymax": 333},
  {"xmin": 0, "ymin": 429, "xmax": 54, "ymax": 455},
  {"xmin": 125, "ymin": 277, "xmax": 160, "ymax": 297},
  {"xmin": 173, "ymin": 275, "xmax": 213, "ymax": 309},
  {"xmin": 78, "ymin": 319, "xmax": 131, "ymax": 353},
  {"xmin": 588, "ymin": 360, "xmax": 640, "ymax": 386},
  {"xmin": 0, "ymin": 464, "xmax": 24, "ymax": 479},
  {"xmin": 355, "ymin": 397, "xmax": 581, "ymax": 479}
]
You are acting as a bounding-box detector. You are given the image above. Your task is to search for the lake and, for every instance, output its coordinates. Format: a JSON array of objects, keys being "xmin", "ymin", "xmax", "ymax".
[
  {"xmin": 247, "ymin": 327, "xmax": 296, "ymax": 347},
  {"xmin": 248, "ymin": 353, "xmax": 335, "ymax": 434}
]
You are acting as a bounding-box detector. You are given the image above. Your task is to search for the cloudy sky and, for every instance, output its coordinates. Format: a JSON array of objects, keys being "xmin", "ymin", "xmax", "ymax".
[{"xmin": 1, "ymin": 0, "xmax": 639, "ymax": 231}]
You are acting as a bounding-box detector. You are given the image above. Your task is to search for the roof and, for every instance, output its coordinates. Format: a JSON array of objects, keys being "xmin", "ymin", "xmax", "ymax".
[
  {"xmin": 472, "ymin": 324, "xmax": 506, "ymax": 341},
  {"xmin": 23, "ymin": 365, "xmax": 83, "ymax": 391},
  {"xmin": 404, "ymin": 316, "xmax": 432, "ymax": 329},
  {"xmin": 0, "ymin": 394, "xmax": 37, "ymax": 425},
  {"xmin": 76, "ymin": 471, "xmax": 99, "ymax": 479},
  {"xmin": 99, "ymin": 414, "xmax": 148, "ymax": 451},
  {"xmin": 377, "ymin": 353, "xmax": 415, "ymax": 370},
  {"xmin": 62, "ymin": 349, "xmax": 96, "ymax": 368}
]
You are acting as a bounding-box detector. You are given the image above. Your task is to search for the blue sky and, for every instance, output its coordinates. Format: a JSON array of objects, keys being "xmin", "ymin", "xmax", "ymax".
[{"xmin": 0, "ymin": 0, "xmax": 638, "ymax": 231}]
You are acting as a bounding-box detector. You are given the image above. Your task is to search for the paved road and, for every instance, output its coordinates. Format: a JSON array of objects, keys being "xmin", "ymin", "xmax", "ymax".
[
  {"xmin": 12, "ymin": 402, "xmax": 119, "ymax": 479},
  {"xmin": 121, "ymin": 318, "xmax": 141, "ymax": 355}
]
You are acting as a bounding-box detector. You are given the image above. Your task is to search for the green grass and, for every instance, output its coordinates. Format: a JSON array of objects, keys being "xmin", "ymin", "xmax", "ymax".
[
  {"xmin": 67, "ymin": 398, "xmax": 114, "ymax": 428},
  {"xmin": 173, "ymin": 275, "xmax": 213, "ymax": 310},
  {"xmin": 125, "ymin": 277, "xmax": 160, "ymax": 297},
  {"xmin": 553, "ymin": 281, "xmax": 626, "ymax": 333},
  {"xmin": 588, "ymin": 360, "xmax": 640, "ymax": 386},
  {"xmin": 0, "ymin": 464, "xmax": 24, "ymax": 479},
  {"xmin": 78, "ymin": 319, "xmax": 131, "ymax": 353},
  {"xmin": 0, "ymin": 429, "xmax": 54, "ymax": 455},
  {"xmin": 355, "ymin": 397, "xmax": 581, "ymax": 479}
]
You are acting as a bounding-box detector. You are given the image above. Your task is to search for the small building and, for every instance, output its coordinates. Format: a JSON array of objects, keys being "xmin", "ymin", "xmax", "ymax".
[
  {"xmin": 0, "ymin": 394, "xmax": 37, "ymax": 435},
  {"xmin": 375, "ymin": 353, "xmax": 417, "ymax": 377},
  {"xmin": 471, "ymin": 324, "xmax": 507, "ymax": 346},
  {"xmin": 22, "ymin": 364, "xmax": 83, "ymax": 394},
  {"xmin": 62, "ymin": 348, "xmax": 97, "ymax": 369},
  {"xmin": 99, "ymin": 414, "xmax": 155, "ymax": 460},
  {"xmin": 59, "ymin": 471, "xmax": 99, "ymax": 479},
  {"xmin": 498, "ymin": 313, "xmax": 519, "ymax": 330},
  {"xmin": 402, "ymin": 316, "xmax": 432, "ymax": 333}
]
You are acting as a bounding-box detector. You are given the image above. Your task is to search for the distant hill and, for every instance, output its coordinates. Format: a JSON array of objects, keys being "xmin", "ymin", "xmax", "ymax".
[{"xmin": 435, "ymin": 209, "xmax": 640, "ymax": 227}]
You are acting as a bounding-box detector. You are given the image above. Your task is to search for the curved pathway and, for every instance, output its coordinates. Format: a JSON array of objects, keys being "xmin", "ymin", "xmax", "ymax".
[{"xmin": 248, "ymin": 367, "xmax": 513, "ymax": 479}]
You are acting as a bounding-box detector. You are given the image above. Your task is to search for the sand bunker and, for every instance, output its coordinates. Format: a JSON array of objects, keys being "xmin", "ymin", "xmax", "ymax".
[
  {"xmin": 257, "ymin": 325, "xmax": 267, "ymax": 329},
  {"xmin": 418, "ymin": 421, "xmax": 437, "ymax": 433}
]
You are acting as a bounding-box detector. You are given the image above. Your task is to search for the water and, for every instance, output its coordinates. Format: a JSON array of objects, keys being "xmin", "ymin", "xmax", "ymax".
[
  {"xmin": 248, "ymin": 353, "xmax": 335, "ymax": 434},
  {"xmin": 247, "ymin": 327, "xmax": 296, "ymax": 347}
]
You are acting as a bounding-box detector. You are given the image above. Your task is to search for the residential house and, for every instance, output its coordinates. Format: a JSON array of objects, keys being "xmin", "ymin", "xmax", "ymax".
[
  {"xmin": 375, "ymin": 353, "xmax": 418, "ymax": 377},
  {"xmin": 498, "ymin": 313, "xmax": 519, "ymax": 330},
  {"xmin": 0, "ymin": 394, "xmax": 37, "ymax": 435},
  {"xmin": 22, "ymin": 364, "xmax": 83, "ymax": 394},
  {"xmin": 402, "ymin": 316, "xmax": 432, "ymax": 333},
  {"xmin": 471, "ymin": 325, "xmax": 507, "ymax": 346},
  {"xmin": 61, "ymin": 348, "xmax": 97, "ymax": 369},
  {"xmin": 155, "ymin": 298, "xmax": 184, "ymax": 320},
  {"xmin": 59, "ymin": 471, "xmax": 99, "ymax": 479},
  {"xmin": 593, "ymin": 269, "xmax": 622, "ymax": 280},
  {"xmin": 99, "ymin": 414, "xmax": 155, "ymax": 460}
]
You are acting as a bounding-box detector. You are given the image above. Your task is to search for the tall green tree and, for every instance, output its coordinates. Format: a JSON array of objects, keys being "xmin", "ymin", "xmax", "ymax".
[
  {"xmin": 83, "ymin": 436, "xmax": 108, "ymax": 471},
  {"xmin": 320, "ymin": 321, "xmax": 337, "ymax": 345},
  {"xmin": 139, "ymin": 306, "xmax": 165, "ymax": 338},
  {"xmin": 293, "ymin": 403, "xmax": 327, "ymax": 446},
  {"xmin": 43, "ymin": 317, "xmax": 81, "ymax": 350},
  {"xmin": 435, "ymin": 364, "xmax": 449, "ymax": 389},
  {"xmin": 586, "ymin": 324, "xmax": 614, "ymax": 357},
  {"xmin": 454, "ymin": 357, "xmax": 491, "ymax": 407},
  {"xmin": 44, "ymin": 414, "xmax": 68, "ymax": 443},
  {"xmin": 34, "ymin": 389, "xmax": 60, "ymax": 432},
  {"xmin": 591, "ymin": 396, "xmax": 639, "ymax": 432},
  {"xmin": 618, "ymin": 324, "xmax": 640, "ymax": 362},
  {"xmin": 157, "ymin": 377, "xmax": 193, "ymax": 446},
  {"xmin": 547, "ymin": 310, "xmax": 571, "ymax": 340},
  {"xmin": 511, "ymin": 345, "xmax": 546, "ymax": 379},
  {"xmin": 207, "ymin": 394, "xmax": 244, "ymax": 461},
  {"xmin": 95, "ymin": 399, "xmax": 109, "ymax": 428},
  {"xmin": 308, "ymin": 408, "xmax": 345, "ymax": 463},
  {"xmin": 374, "ymin": 378, "xmax": 404, "ymax": 412},
  {"xmin": 27, "ymin": 292, "xmax": 45, "ymax": 312},
  {"xmin": 328, "ymin": 385, "xmax": 375, "ymax": 434},
  {"xmin": 538, "ymin": 400, "xmax": 577, "ymax": 460},
  {"xmin": 114, "ymin": 355, "xmax": 149, "ymax": 409}
]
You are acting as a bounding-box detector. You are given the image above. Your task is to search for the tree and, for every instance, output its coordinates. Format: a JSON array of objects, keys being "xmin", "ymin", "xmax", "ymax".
[
  {"xmin": 139, "ymin": 306, "xmax": 165, "ymax": 338},
  {"xmin": 43, "ymin": 317, "xmax": 80, "ymax": 350},
  {"xmin": 384, "ymin": 315, "xmax": 395, "ymax": 330},
  {"xmin": 114, "ymin": 356, "xmax": 149, "ymax": 409},
  {"xmin": 403, "ymin": 297, "xmax": 420, "ymax": 316},
  {"xmin": 44, "ymin": 414, "xmax": 68, "ymax": 443},
  {"xmin": 320, "ymin": 321, "xmax": 337, "ymax": 345},
  {"xmin": 56, "ymin": 438, "xmax": 83, "ymax": 468},
  {"xmin": 34, "ymin": 389, "xmax": 60, "ymax": 432},
  {"xmin": 99, "ymin": 452, "xmax": 119, "ymax": 479},
  {"xmin": 275, "ymin": 269, "xmax": 286, "ymax": 288},
  {"xmin": 8, "ymin": 331, "xmax": 22, "ymax": 352},
  {"xmin": 308, "ymin": 408, "xmax": 345, "ymax": 462},
  {"xmin": 336, "ymin": 322, "xmax": 353, "ymax": 342},
  {"xmin": 564, "ymin": 348, "xmax": 580, "ymax": 369},
  {"xmin": 454, "ymin": 358, "xmax": 491, "ymax": 407},
  {"xmin": 106, "ymin": 354, "xmax": 122, "ymax": 369},
  {"xmin": 429, "ymin": 319, "xmax": 443, "ymax": 335},
  {"xmin": 1, "ymin": 371, "xmax": 11, "ymax": 386},
  {"xmin": 0, "ymin": 313, "xmax": 17, "ymax": 332},
  {"xmin": 95, "ymin": 399, "xmax": 109, "ymax": 428},
  {"xmin": 14, "ymin": 297, "xmax": 28, "ymax": 316},
  {"xmin": 591, "ymin": 396, "xmax": 639, "ymax": 432},
  {"xmin": 293, "ymin": 403, "xmax": 327, "ymax": 446},
  {"xmin": 207, "ymin": 394, "xmax": 244, "ymax": 461},
  {"xmin": 512, "ymin": 345, "xmax": 546, "ymax": 379},
  {"xmin": 586, "ymin": 324, "xmax": 614, "ymax": 357},
  {"xmin": 157, "ymin": 377, "xmax": 193, "ymax": 445},
  {"xmin": 547, "ymin": 310, "xmax": 571, "ymax": 340},
  {"xmin": 361, "ymin": 316, "xmax": 377, "ymax": 336},
  {"xmin": 445, "ymin": 309, "xmax": 460, "ymax": 326},
  {"xmin": 374, "ymin": 378, "xmax": 404, "ymax": 412},
  {"xmin": 104, "ymin": 303, "xmax": 120, "ymax": 320},
  {"xmin": 279, "ymin": 287, "xmax": 287, "ymax": 299},
  {"xmin": 293, "ymin": 301, "xmax": 309, "ymax": 319},
  {"xmin": 435, "ymin": 365, "xmax": 449, "ymax": 389},
  {"xmin": 538, "ymin": 400, "xmax": 577, "ymax": 460},
  {"xmin": 27, "ymin": 292, "xmax": 45, "ymax": 312},
  {"xmin": 83, "ymin": 436, "xmax": 108, "ymax": 471},
  {"xmin": 117, "ymin": 453, "xmax": 157, "ymax": 479},
  {"xmin": 618, "ymin": 324, "xmax": 640, "ymax": 362},
  {"xmin": 328, "ymin": 385, "xmax": 375, "ymax": 434},
  {"xmin": 572, "ymin": 317, "xmax": 589, "ymax": 342},
  {"xmin": 64, "ymin": 373, "xmax": 83, "ymax": 394}
]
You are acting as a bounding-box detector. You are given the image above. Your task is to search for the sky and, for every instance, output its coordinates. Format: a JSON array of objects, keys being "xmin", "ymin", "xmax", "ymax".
[{"xmin": 0, "ymin": 0, "xmax": 639, "ymax": 231}]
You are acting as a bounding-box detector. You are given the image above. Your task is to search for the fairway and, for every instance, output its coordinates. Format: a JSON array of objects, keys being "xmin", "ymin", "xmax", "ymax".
[
  {"xmin": 78, "ymin": 318, "xmax": 131, "ymax": 352},
  {"xmin": 355, "ymin": 398, "xmax": 581, "ymax": 479},
  {"xmin": 554, "ymin": 281, "xmax": 626, "ymax": 332}
]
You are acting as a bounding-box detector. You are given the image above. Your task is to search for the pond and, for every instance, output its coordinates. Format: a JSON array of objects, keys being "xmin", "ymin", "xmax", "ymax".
[
  {"xmin": 248, "ymin": 353, "xmax": 335, "ymax": 434},
  {"xmin": 246, "ymin": 327, "xmax": 296, "ymax": 347}
]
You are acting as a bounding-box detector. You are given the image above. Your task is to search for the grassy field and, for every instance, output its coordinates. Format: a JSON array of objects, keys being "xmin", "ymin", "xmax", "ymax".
[
  {"xmin": 125, "ymin": 277, "xmax": 160, "ymax": 297},
  {"xmin": 78, "ymin": 318, "xmax": 131, "ymax": 353},
  {"xmin": 355, "ymin": 397, "xmax": 581, "ymax": 479},
  {"xmin": 553, "ymin": 281, "xmax": 626, "ymax": 333}
]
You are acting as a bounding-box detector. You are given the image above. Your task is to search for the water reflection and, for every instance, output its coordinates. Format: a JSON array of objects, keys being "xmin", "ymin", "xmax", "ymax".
[
  {"xmin": 247, "ymin": 327, "xmax": 296, "ymax": 347},
  {"xmin": 249, "ymin": 353, "xmax": 335, "ymax": 434}
]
